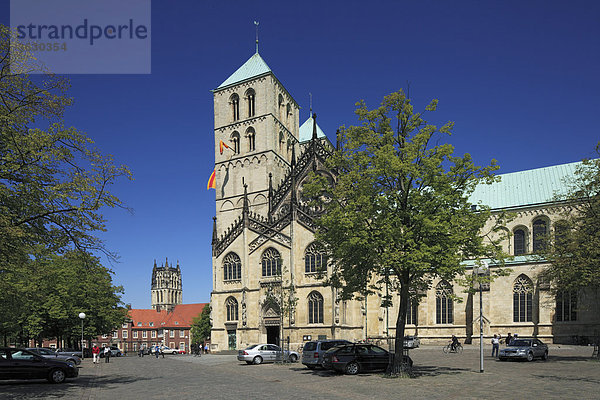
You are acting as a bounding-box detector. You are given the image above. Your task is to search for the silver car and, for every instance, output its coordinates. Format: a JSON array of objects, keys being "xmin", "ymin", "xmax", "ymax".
[
  {"xmin": 499, "ymin": 338, "xmax": 548, "ymax": 361},
  {"xmin": 238, "ymin": 344, "xmax": 299, "ymax": 365},
  {"xmin": 25, "ymin": 347, "xmax": 81, "ymax": 365}
]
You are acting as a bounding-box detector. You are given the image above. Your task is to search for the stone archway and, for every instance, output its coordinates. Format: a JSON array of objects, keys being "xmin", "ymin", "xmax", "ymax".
[{"xmin": 261, "ymin": 301, "xmax": 281, "ymax": 346}]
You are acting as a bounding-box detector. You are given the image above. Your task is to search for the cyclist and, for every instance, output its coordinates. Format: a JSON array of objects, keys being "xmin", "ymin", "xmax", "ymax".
[{"xmin": 451, "ymin": 335, "xmax": 460, "ymax": 352}]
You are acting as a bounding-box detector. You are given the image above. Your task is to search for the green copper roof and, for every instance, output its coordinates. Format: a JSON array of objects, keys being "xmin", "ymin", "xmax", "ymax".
[
  {"xmin": 469, "ymin": 161, "xmax": 581, "ymax": 210},
  {"xmin": 216, "ymin": 52, "xmax": 272, "ymax": 90},
  {"xmin": 299, "ymin": 115, "xmax": 326, "ymax": 143}
]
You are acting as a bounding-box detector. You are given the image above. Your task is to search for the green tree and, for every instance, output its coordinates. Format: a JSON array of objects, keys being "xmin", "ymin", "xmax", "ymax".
[
  {"xmin": 542, "ymin": 143, "xmax": 600, "ymax": 296},
  {"xmin": 304, "ymin": 90, "xmax": 506, "ymax": 375},
  {"xmin": 0, "ymin": 25, "xmax": 131, "ymax": 343},
  {"xmin": 190, "ymin": 304, "xmax": 211, "ymax": 345}
]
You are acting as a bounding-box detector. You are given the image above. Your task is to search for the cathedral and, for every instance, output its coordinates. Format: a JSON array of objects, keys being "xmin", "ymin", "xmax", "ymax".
[
  {"xmin": 151, "ymin": 258, "xmax": 183, "ymax": 312},
  {"xmin": 209, "ymin": 49, "xmax": 599, "ymax": 352}
]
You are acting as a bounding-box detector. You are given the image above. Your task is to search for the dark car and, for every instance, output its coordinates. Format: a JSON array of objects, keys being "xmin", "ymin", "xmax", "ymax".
[
  {"xmin": 302, "ymin": 340, "xmax": 352, "ymax": 369},
  {"xmin": 499, "ymin": 338, "xmax": 548, "ymax": 361},
  {"xmin": 0, "ymin": 347, "xmax": 79, "ymax": 383},
  {"xmin": 322, "ymin": 344, "xmax": 412, "ymax": 375},
  {"xmin": 25, "ymin": 347, "xmax": 81, "ymax": 365},
  {"xmin": 55, "ymin": 348, "xmax": 83, "ymax": 358}
]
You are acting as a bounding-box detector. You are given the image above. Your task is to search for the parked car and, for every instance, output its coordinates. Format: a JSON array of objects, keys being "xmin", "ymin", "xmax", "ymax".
[
  {"xmin": 55, "ymin": 348, "xmax": 83, "ymax": 358},
  {"xmin": 322, "ymin": 344, "xmax": 413, "ymax": 375},
  {"xmin": 99, "ymin": 346, "xmax": 122, "ymax": 358},
  {"xmin": 238, "ymin": 344, "xmax": 299, "ymax": 364},
  {"xmin": 0, "ymin": 347, "xmax": 79, "ymax": 383},
  {"xmin": 403, "ymin": 335, "xmax": 420, "ymax": 349},
  {"xmin": 499, "ymin": 338, "xmax": 548, "ymax": 361},
  {"xmin": 159, "ymin": 346, "xmax": 179, "ymax": 355},
  {"xmin": 302, "ymin": 340, "xmax": 352, "ymax": 369},
  {"xmin": 177, "ymin": 349, "xmax": 186, "ymax": 354},
  {"xmin": 25, "ymin": 347, "xmax": 81, "ymax": 365}
]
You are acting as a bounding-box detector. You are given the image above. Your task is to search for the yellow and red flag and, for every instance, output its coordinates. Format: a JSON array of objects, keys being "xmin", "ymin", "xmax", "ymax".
[
  {"xmin": 207, "ymin": 169, "xmax": 216, "ymax": 190},
  {"xmin": 219, "ymin": 140, "xmax": 231, "ymax": 155}
]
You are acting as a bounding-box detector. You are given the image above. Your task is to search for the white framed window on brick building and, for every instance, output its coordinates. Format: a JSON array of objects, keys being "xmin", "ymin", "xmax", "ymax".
[
  {"xmin": 133, "ymin": 331, "xmax": 138, "ymax": 339},
  {"xmin": 180, "ymin": 329, "xmax": 185, "ymax": 338},
  {"xmin": 122, "ymin": 330, "xmax": 128, "ymax": 339}
]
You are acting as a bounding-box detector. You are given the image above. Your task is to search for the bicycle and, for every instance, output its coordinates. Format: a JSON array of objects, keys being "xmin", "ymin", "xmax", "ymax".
[{"xmin": 442, "ymin": 342, "xmax": 463, "ymax": 354}]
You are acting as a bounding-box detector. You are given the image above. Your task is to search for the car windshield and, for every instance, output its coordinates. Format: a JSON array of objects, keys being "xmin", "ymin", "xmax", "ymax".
[{"xmin": 511, "ymin": 340, "xmax": 532, "ymax": 347}]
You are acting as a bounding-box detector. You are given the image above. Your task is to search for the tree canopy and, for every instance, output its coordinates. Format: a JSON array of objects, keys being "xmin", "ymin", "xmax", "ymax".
[
  {"xmin": 304, "ymin": 90, "xmax": 506, "ymax": 374},
  {"xmin": 542, "ymin": 144, "xmax": 600, "ymax": 293},
  {"xmin": 190, "ymin": 304, "xmax": 211, "ymax": 345},
  {"xmin": 0, "ymin": 25, "xmax": 131, "ymax": 346}
]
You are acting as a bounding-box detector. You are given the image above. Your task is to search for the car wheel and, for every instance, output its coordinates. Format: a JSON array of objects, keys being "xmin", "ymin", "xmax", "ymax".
[
  {"xmin": 67, "ymin": 358, "xmax": 76, "ymax": 364},
  {"xmin": 289, "ymin": 354, "xmax": 298, "ymax": 363},
  {"xmin": 527, "ymin": 352, "xmax": 534, "ymax": 362},
  {"xmin": 542, "ymin": 351, "xmax": 548, "ymax": 361},
  {"xmin": 252, "ymin": 356, "xmax": 263, "ymax": 365},
  {"xmin": 173, "ymin": 351, "xmax": 177, "ymax": 355},
  {"xmin": 117, "ymin": 353, "xmax": 122, "ymax": 357},
  {"xmin": 48, "ymin": 368, "xmax": 66, "ymax": 384},
  {"xmin": 345, "ymin": 361, "xmax": 360, "ymax": 375}
]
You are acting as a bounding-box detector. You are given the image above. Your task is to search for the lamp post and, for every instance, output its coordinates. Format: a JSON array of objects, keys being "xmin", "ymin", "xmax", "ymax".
[
  {"xmin": 79, "ymin": 312, "xmax": 86, "ymax": 360},
  {"xmin": 476, "ymin": 261, "xmax": 489, "ymax": 373}
]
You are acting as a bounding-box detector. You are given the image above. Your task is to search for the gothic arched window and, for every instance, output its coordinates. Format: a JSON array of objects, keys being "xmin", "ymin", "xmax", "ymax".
[
  {"xmin": 246, "ymin": 89, "xmax": 256, "ymax": 118},
  {"xmin": 231, "ymin": 131, "xmax": 240, "ymax": 154},
  {"xmin": 513, "ymin": 274, "xmax": 533, "ymax": 322},
  {"xmin": 223, "ymin": 252, "xmax": 241, "ymax": 281},
  {"xmin": 533, "ymin": 218, "xmax": 547, "ymax": 252},
  {"xmin": 556, "ymin": 291, "xmax": 577, "ymax": 322},
  {"xmin": 435, "ymin": 281, "xmax": 453, "ymax": 324},
  {"xmin": 230, "ymin": 93, "xmax": 240, "ymax": 121},
  {"xmin": 278, "ymin": 94, "xmax": 284, "ymax": 120},
  {"xmin": 308, "ymin": 291, "xmax": 324, "ymax": 324},
  {"xmin": 514, "ymin": 228, "xmax": 526, "ymax": 255},
  {"xmin": 226, "ymin": 297, "xmax": 238, "ymax": 321},
  {"xmin": 304, "ymin": 243, "xmax": 327, "ymax": 274},
  {"xmin": 261, "ymin": 248, "xmax": 282, "ymax": 277},
  {"xmin": 246, "ymin": 127, "xmax": 256, "ymax": 152}
]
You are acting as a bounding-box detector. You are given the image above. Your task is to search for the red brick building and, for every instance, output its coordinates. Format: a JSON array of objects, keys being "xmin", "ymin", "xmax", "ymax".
[{"xmin": 31, "ymin": 303, "xmax": 207, "ymax": 354}]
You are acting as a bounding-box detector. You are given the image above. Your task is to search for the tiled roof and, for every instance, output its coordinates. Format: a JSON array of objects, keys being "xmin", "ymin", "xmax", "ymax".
[
  {"xmin": 216, "ymin": 52, "xmax": 272, "ymax": 90},
  {"xmin": 128, "ymin": 303, "xmax": 206, "ymax": 329},
  {"xmin": 469, "ymin": 161, "xmax": 581, "ymax": 210},
  {"xmin": 299, "ymin": 115, "xmax": 326, "ymax": 143}
]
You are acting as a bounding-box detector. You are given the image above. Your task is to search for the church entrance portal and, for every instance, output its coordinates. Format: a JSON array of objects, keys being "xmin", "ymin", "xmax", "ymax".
[{"xmin": 266, "ymin": 326, "xmax": 280, "ymax": 346}]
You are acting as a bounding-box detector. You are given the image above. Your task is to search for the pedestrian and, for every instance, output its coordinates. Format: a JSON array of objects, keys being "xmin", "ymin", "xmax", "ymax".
[
  {"xmin": 155, "ymin": 345, "xmax": 160, "ymax": 359},
  {"xmin": 92, "ymin": 344, "xmax": 100, "ymax": 364},
  {"xmin": 491, "ymin": 334, "xmax": 500, "ymax": 357},
  {"xmin": 204, "ymin": 343, "xmax": 209, "ymax": 354},
  {"xmin": 104, "ymin": 346, "xmax": 111, "ymax": 363},
  {"xmin": 160, "ymin": 344, "xmax": 165, "ymax": 358},
  {"xmin": 138, "ymin": 345, "xmax": 144, "ymax": 357},
  {"xmin": 506, "ymin": 332, "xmax": 513, "ymax": 346}
]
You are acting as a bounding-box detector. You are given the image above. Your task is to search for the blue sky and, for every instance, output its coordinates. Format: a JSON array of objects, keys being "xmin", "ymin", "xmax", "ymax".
[{"xmin": 2, "ymin": 0, "xmax": 599, "ymax": 308}]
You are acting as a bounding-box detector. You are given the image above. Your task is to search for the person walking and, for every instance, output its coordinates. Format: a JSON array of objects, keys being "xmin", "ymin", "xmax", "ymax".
[
  {"xmin": 92, "ymin": 344, "xmax": 101, "ymax": 364},
  {"xmin": 104, "ymin": 346, "xmax": 111, "ymax": 363},
  {"xmin": 138, "ymin": 345, "xmax": 144, "ymax": 357},
  {"xmin": 506, "ymin": 333, "xmax": 513, "ymax": 346},
  {"xmin": 204, "ymin": 343, "xmax": 209, "ymax": 354},
  {"xmin": 160, "ymin": 344, "xmax": 165, "ymax": 358},
  {"xmin": 491, "ymin": 334, "xmax": 500, "ymax": 358},
  {"xmin": 154, "ymin": 345, "xmax": 160, "ymax": 359}
]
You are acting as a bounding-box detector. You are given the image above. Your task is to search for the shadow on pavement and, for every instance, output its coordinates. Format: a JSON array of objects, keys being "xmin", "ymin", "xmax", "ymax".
[
  {"xmin": 531, "ymin": 374, "xmax": 600, "ymax": 385},
  {"xmin": 0, "ymin": 375, "xmax": 151, "ymax": 399}
]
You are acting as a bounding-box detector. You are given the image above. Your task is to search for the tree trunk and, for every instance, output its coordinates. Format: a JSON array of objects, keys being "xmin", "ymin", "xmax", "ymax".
[{"xmin": 389, "ymin": 277, "xmax": 410, "ymax": 375}]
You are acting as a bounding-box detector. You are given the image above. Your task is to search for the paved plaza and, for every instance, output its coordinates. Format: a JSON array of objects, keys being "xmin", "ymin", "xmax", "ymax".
[{"xmin": 1, "ymin": 345, "xmax": 599, "ymax": 400}]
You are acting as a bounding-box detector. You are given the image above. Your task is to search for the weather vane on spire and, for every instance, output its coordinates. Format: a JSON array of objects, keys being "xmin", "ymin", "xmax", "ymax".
[{"xmin": 254, "ymin": 21, "xmax": 259, "ymax": 53}]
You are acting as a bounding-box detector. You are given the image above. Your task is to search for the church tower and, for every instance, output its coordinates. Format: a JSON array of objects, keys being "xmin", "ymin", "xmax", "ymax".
[
  {"xmin": 151, "ymin": 258, "xmax": 183, "ymax": 312},
  {"xmin": 211, "ymin": 48, "xmax": 300, "ymax": 231}
]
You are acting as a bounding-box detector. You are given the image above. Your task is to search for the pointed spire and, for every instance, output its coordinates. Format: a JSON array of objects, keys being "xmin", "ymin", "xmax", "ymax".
[
  {"xmin": 243, "ymin": 180, "xmax": 249, "ymax": 215},
  {"xmin": 153, "ymin": 259, "xmax": 157, "ymax": 269},
  {"xmin": 254, "ymin": 21, "xmax": 259, "ymax": 54},
  {"xmin": 312, "ymin": 113, "xmax": 318, "ymax": 140},
  {"xmin": 212, "ymin": 216, "xmax": 218, "ymax": 245},
  {"xmin": 165, "ymin": 257, "xmax": 169, "ymax": 268},
  {"xmin": 176, "ymin": 260, "xmax": 180, "ymax": 270}
]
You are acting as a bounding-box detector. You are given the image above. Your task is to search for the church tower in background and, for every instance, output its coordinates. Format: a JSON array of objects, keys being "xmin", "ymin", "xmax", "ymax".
[{"xmin": 151, "ymin": 258, "xmax": 183, "ymax": 312}]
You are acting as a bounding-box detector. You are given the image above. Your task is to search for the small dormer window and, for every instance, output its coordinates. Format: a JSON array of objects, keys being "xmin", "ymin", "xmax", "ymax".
[
  {"xmin": 175, "ymin": 321, "xmax": 179, "ymax": 325},
  {"xmin": 137, "ymin": 322, "xmax": 142, "ymax": 327},
  {"xmin": 149, "ymin": 322, "xmax": 154, "ymax": 327}
]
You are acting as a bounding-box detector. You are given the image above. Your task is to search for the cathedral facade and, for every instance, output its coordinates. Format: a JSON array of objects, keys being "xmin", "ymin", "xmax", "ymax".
[{"xmin": 209, "ymin": 51, "xmax": 599, "ymax": 352}]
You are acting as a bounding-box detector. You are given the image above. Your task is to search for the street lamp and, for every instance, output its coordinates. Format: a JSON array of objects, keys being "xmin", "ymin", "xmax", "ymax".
[
  {"xmin": 79, "ymin": 312, "xmax": 86, "ymax": 360},
  {"xmin": 476, "ymin": 261, "xmax": 489, "ymax": 373}
]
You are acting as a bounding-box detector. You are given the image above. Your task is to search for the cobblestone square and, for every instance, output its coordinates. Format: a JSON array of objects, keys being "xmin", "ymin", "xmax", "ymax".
[{"xmin": 1, "ymin": 344, "xmax": 598, "ymax": 400}]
